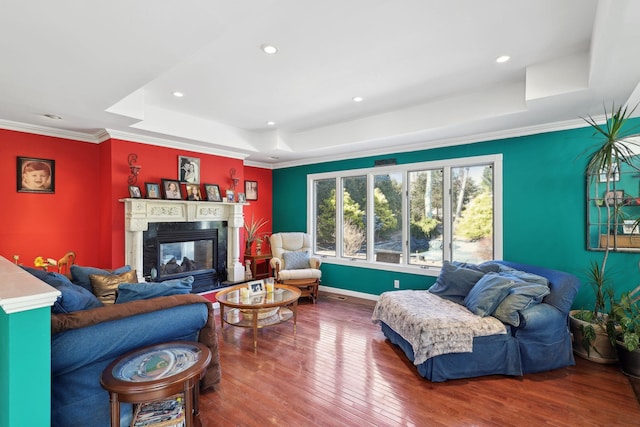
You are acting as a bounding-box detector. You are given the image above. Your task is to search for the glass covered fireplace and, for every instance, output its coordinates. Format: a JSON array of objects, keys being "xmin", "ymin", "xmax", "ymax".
[{"xmin": 143, "ymin": 221, "xmax": 228, "ymax": 293}]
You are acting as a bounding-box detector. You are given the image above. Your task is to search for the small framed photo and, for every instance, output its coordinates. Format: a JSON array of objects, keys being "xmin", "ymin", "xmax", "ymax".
[
  {"xmin": 162, "ymin": 179, "xmax": 183, "ymax": 200},
  {"xmin": 226, "ymin": 190, "xmax": 234, "ymax": 203},
  {"xmin": 248, "ymin": 279, "xmax": 265, "ymax": 296},
  {"xmin": 129, "ymin": 185, "xmax": 142, "ymax": 198},
  {"xmin": 204, "ymin": 184, "xmax": 222, "ymax": 202},
  {"xmin": 179, "ymin": 156, "xmax": 200, "ymax": 184},
  {"xmin": 17, "ymin": 156, "xmax": 55, "ymax": 193},
  {"xmin": 238, "ymin": 192, "xmax": 246, "ymax": 203},
  {"xmin": 245, "ymin": 180, "xmax": 258, "ymax": 200},
  {"xmin": 185, "ymin": 183, "xmax": 202, "ymax": 201},
  {"xmin": 145, "ymin": 182, "xmax": 161, "ymax": 199}
]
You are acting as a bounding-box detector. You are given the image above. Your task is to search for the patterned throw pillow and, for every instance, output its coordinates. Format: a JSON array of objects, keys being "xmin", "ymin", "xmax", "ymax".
[
  {"xmin": 283, "ymin": 251, "xmax": 310, "ymax": 270},
  {"xmin": 89, "ymin": 270, "xmax": 138, "ymax": 304}
]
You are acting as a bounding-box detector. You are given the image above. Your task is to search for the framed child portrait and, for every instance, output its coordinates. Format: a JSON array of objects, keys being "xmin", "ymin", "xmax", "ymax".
[
  {"xmin": 145, "ymin": 182, "xmax": 161, "ymax": 199},
  {"xmin": 238, "ymin": 192, "xmax": 247, "ymax": 203},
  {"xmin": 162, "ymin": 179, "xmax": 183, "ymax": 200},
  {"xmin": 204, "ymin": 184, "xmax": 221, "ymax": 202},
  {"xmin": 226, "ymin": 190, "xmax": 234, "ymax": 203},
  {"xmin": 17, "ymin": 156, "xmax": 55, "ymax": 194}
]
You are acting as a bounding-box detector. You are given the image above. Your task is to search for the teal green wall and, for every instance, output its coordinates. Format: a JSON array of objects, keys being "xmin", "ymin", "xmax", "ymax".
[
  {"xmin": 0, "ymin": 307, "xmax": 51, "ymax": 427},
  {"xmin": 272, "ymin": 121, "xmax": 640, "ymax": 309}
]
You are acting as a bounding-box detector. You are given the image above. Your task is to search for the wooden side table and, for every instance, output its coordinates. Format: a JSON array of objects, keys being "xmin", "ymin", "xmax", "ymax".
[
  {"xmin": 244, "ymin": 253, "xmax": 272, "ymax": 279},
  {"xmin": 100, "ymin": 341, "xmax": 211, "ymax": 427}
]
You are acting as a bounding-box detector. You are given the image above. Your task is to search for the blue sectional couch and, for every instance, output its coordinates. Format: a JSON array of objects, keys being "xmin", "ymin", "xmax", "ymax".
[
  {"xmin": 22, "ymin": 265, "xmax": 221, "ymax": 427},
  {"xmin": 374, "ymin": 261, "xmax": 581, "ymax": 382}
]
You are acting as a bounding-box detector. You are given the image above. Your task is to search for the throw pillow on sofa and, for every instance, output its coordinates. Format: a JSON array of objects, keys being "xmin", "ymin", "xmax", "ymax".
[
  {"xmin": 428, "ymin": 261, "xmax": 485, "ymax": 305},
  {"xmin": 464, "ymin": 272, "xmax": 518, "ymax": 317},
  {"xmin": 492, "ymin": 283, "xmax": 550, "ymax": 327},
  {"xmin": 115, "ymin": 276, "xmax": 194, "ymax": 303},
  {"xmin": 20, "ymin": 266, "xmax": 102, "ymax": 314},
  {"xmin": 89, "ymin": 270, "xmax": 138, "ymax": 304},
  {"xmin": 70, "ymin": 264, "xmax": 132, "ymax": 292}
]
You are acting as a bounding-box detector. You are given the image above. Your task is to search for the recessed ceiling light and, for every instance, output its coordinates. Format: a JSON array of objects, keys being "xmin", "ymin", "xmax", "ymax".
[
  {"xmin": 269, "ymin": 156, "xmax": 280, "ymax": 160},
  {"xmin": 496, "ymin": 55, "xmax": 510, "ymax": 63},
  {"xmin": 261, "ymin": 44, "xmax": 278, "ymax": 54},
  {"xmin": 43, "ymin": 114, "xmax": 62, "ymax": 120},
  {"xmin": 172, "ymin": 91, "xmax": 184, "ymax": 97},
  {"xmin": 266, "ymin": 121, "xmax": 276, "ymax": 126},
  {"xmin": 353, "ymin": 96, "xmax": 364, "ymax": 102}
]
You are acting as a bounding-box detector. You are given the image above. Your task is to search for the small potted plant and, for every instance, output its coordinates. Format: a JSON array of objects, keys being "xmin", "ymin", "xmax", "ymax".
[
  {"xmin": 244, "ymin": 214, "xmax": 268, "ymax": 255},
  {"xmin": 610, "ymin": 283, "xmax": 640, "ymax": 377}
]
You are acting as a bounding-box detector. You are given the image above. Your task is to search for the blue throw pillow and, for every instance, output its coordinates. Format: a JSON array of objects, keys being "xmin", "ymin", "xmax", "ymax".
[
  {"xmin": 70, "ymin": 264, "xmax": 132, "ymax": 292},
  {"xmin": 115, "ymin": 276, "xmax": 194, "ymax": 303},
  {"xmin": 283, "ymin": 251, "xmax": 310, "ymax": 270},
  {"xmin": 464, "ymin": 272, "xmax": 517, "ymax": 317},
  {"xmin": 21, "ymin": 267, "xmax": 102, "ymax": 314},
  {"xmin": 428, "ymin": 261, "xmax": 485, "ymax": 305},
  {"xmin": 493, "ymin": 283, "xmax": 550, "ymax": 327},
  {"xmin": 453, "ymin": 261, "xmax": 501, "ymax": 273},
  {"xmin": 497, "ymin": 265, "xmax": 549, "ymax": 286}
]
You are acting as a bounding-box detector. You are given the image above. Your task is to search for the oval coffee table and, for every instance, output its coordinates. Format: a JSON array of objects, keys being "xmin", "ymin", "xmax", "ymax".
[
  {"xmin": 216, "ymin": 284, "xmax": 301, "ymax": 348},
  {"xmin": 100, "ymin": 341, "xmax": 211, "ymax": 427}
]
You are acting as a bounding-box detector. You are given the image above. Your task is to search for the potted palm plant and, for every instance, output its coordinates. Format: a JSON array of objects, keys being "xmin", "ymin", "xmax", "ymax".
[
  {"xmin": 610, "ymin": 282, "xmax": 640, "ymax": 377},
  {"xmin": 570, "ymin": 103, "xmax": 640, "ymax": 363}
]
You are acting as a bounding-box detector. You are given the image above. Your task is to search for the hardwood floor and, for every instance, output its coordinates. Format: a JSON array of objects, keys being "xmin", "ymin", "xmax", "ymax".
[{"xmin": 199, "ymin": 293, "xmax": 640, "ymax": 426}]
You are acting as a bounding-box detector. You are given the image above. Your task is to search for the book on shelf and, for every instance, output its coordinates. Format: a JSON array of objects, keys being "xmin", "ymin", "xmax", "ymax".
[{"xmin": 131, "ymin": 394, "xmax": 185, "ymax": 427}]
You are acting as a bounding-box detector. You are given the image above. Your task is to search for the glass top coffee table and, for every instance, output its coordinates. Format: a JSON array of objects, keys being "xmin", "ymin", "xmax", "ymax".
[{"xmin": 216, "ymin": 284, "xmax": 301, "ymax": 348}]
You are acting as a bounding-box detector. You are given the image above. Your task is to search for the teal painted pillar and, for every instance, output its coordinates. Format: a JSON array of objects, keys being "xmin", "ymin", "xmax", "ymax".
[{"xmin": 0, "ymin": 257, "xmax": 59, "ymax": 427}]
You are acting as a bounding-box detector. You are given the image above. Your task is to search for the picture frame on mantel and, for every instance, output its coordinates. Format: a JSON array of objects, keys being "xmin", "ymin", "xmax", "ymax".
[
  {"xmin": 204, "ymin": 183, "xmax": 222, "ymax": 202},
  {"xmin": 162, "ymin": 179, "xmax": 183, "ymax": 200},
  {"xmin": 179, "ymin": 155, "xmax": 200, "ymax": 184},
  {"xmin": 145, "ymin": 182, "xmax": 161, "ymax": 199},
  {"xmin": 245, "ymin": 180, "xmax": 258, "ymax": 200},
  {"xmin": 17, "ymin": 156, "xmax": 55, "ymax": 194}
]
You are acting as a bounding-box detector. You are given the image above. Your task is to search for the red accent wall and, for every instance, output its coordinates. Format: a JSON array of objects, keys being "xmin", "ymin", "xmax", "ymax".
[{"xmin": 0, "ymin": 129, "xmax": 272, "ymax": 269}]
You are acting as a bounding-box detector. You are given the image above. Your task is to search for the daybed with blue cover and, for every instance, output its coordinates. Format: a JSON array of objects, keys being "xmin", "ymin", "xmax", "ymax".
[{"xmin": 372, "ymin": 260, "xmax": 580, "ymax": 382}]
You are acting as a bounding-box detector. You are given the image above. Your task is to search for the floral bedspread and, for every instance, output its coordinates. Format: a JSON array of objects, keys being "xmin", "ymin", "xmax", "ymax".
[{"xmin": 372, "ymin": 290, "xmax": 507, "ymax": 365}]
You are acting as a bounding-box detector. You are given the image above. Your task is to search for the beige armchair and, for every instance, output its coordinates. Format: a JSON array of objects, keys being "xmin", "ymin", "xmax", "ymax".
[{"xmin": 269, "ymin": 232, "xmax": 322, "ymax": 303}]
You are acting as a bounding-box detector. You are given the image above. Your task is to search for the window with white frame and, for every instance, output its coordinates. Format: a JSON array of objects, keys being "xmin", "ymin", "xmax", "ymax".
[{"xmin": 308, "ymin": 154, "xmax": 502, "ymax": 273}]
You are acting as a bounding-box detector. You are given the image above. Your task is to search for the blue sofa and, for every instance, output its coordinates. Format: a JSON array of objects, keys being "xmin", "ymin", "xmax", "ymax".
[
  {"xmin": 22, "ymin": 266, "xmax": 220, "ymax": 427},
  {"xmin": 375, "ymin": 261, "xmax": 581, "ymax": 382}
]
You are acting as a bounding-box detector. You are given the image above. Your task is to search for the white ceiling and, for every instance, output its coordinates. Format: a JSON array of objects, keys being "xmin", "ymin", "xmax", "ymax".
[{"xmin": 1, "ymin": 0, "xmax": 640, "ymax": 168}]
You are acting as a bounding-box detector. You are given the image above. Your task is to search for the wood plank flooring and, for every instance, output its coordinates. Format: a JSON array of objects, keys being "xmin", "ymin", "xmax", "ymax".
[{"xmin": 199, "ymin": 293, "xmax": 640, "ymax": 426}]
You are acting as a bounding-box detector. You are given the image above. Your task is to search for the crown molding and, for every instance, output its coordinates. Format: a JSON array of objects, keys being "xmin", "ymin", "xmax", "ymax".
[{"xmin": 0, "ymin": 119, "xmax": 101, "ymax": 143}]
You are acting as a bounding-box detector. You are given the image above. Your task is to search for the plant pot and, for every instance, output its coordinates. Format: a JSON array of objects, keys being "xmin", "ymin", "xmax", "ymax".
[
  {"xmin": 616, "ymin": 341, "xmax": 640, "ymax": 378},
  {"xmin": 569, "ymin": 310, "xmax": 618, "ymax": 364}
]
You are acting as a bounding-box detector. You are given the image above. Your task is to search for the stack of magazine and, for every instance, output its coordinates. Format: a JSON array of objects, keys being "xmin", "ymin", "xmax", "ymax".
[{"xmin": 131, "ymin": 394, "xmax": 185, "ymax": 427}]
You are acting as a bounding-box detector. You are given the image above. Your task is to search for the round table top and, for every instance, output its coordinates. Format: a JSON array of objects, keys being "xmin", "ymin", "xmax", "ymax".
[
  {"xmin": 101, "ymin": 341, "xmax": 211, "ymax": 393},
  {"xmin": 216, "ymin": 284, "xmax": 301, "ymax": 309}
]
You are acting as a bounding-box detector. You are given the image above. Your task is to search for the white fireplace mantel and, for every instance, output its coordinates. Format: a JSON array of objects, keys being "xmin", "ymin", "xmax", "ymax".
[{"xmin": 120, "ymin": 198, "xmax": 245, "ymax": 282}]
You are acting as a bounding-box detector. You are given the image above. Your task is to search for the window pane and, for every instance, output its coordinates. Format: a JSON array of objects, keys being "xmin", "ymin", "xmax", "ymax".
[
  {"xmin": 374, "ymin": 173, "xmax": 403, "ymax": 264},
  {"xmin": 314, "ymin": 178, "xmax": 336, "ymax": 256},
  {"xmin": 342, "ymin": 175, "xmax": 367, "ymax": 258},
  {"xmin": 451, "ymin": 165, "xmax": 493, "ymax": 263},
  {"xmin": 408, "ymin": 169, "xmax": 443, "ymax": 267}
]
